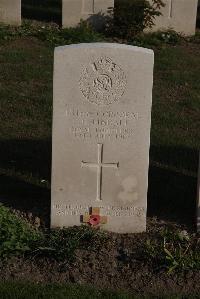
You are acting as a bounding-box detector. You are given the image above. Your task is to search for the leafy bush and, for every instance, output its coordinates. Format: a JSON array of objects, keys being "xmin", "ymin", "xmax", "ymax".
[
  {"xmin": 0, "ymin": 205, "xmax": 42, "ymax": 258},
  {"xmin": 106, "ymin": 0, "xmax": 164, "ymax": 39},
  {"xmin": 0, "ymin": 204, "xmax": 107, "ymax": 262},
  {"xmin": 0, "ymin": 19, "xmax": 183, "ymax": 49},
  {"xmin": 35, "ymin": 226, "xmax": 107, "ymax": 262},
  {"xmin": 189, "ymin": 31, "xmax": 200, "ymax": 44},
  {"xmin": 144, "ymin": 228, "xmax": 200, "ymax": 273},
  {"xmin": 0, "ymin": 21, "xmax": 104, "ymax": 46},
  {"xmin": 131, "ymin": 29, "xmax": 181, "ymax": 48}
]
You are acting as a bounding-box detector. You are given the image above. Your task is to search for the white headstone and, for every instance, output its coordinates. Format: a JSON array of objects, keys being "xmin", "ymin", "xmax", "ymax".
[
  {"xmin": 0, "ymin": 0, "xmax": 21, "ymax": 26},
  {"xmin": 148, "ymin": 0, "xmax": 198, "ymax": 36},
  {"xmin": 51, "ymin": 43, "xmax": 154, "ymax": 233},
  {"xmin": 197, "ymin": 152, "xmax": 200, "ymax": 232},
  {"xmin": 62, "ymin": 0, "xmax": 114, "ymax": 29}
]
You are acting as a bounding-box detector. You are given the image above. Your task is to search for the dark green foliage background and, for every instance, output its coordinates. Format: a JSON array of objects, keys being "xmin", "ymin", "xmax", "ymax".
[{"xmin": 106, "ymin": 0, "xmax": 164, "ymax": 38}]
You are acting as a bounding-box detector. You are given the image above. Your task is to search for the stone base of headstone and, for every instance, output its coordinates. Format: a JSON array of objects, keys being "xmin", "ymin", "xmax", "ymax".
[{"xmin": 0, "ymin": 0, "xmax": 21, "ymax": 26}]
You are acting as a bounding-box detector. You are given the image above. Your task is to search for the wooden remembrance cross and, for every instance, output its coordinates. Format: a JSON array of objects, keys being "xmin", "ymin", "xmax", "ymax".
[{"xmin": 81, "ymin": 143, "xmax": 119, "ymax": 201}]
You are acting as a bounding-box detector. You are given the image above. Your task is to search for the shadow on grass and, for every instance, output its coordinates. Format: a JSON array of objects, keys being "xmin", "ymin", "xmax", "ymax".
[
  {"xmin": 0, "ymin": 139, "xmax": 51, "ymax": 226},
  {"xmin": 22, "ymin": 1, "xmax": 111, "ymax": 31},
  {"xmin": 148, "ymin": 145, "xmax": 198, "ymax": 228},
  {"xmin": 0, "ymin": 140, "xmax": 198, "ymax": 229},
  {"xmin": 0, "ymin": 139, "xmax": 51, "ymax": 180},
  {"xmin": 22, "ymin": 0, "xmax": 62, "ymax": 24},
  {"xmin": 148, "ymin": 165, "xmax": 197, "ymax": 228},
  {"xmin": 0, "ymin": 174, "xmax": 50, "ymax": 226}
]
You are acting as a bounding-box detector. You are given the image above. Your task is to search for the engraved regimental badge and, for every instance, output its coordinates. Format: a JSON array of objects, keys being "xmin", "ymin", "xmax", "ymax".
[{"xmin": 79, "ymin": 57, "xmax": 127, "ymax": 105}]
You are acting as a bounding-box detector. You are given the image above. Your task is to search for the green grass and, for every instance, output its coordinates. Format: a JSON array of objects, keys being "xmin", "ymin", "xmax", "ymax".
[
  {"xmin": 0, "ymin": 282, "xmax": 132, "ymax": 299},
  {"xmin": 0, "ymin": 203, "xmax": 199, "ymax": 272},
  {"xmin": 0, "ymin": 24, "xmax": 200, "ymax": 296},
  {"xmin": 0, "ymin": 23, "xmax": 199, "ymax": 227},
  {"xmin": 0, "ymin": 22, "xmax": 103, "ymax": 189},
  {"xmin": 144, "ymin": 227, "xmax": 200, "ymax": 273},
  {"xmin": 0, "ymin": 281, "xmax": 199, "ymax": 299},
  {"xmin": 154, "ymin": 42, "xmax": 200, "ymax": 138},
  {"xmin": 0, "ymin": 205, "xmax": 41, "ymax": 258},
  {"xmin": 151, "ymin": 44, "xmax": 200, "ymax": 160},
  {"xmin": 0, "ymin": 204, "xmax": 108, "ymax": 262},
  {"xmin": 0, "ymin": 24, "xmax": 199, "ymax": 179}
]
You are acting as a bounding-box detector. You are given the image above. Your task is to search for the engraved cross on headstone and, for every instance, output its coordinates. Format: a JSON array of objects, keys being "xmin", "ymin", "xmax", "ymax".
[{"xmin": 81, "ymin": 143, "xmax": 119, "ymax": 201}]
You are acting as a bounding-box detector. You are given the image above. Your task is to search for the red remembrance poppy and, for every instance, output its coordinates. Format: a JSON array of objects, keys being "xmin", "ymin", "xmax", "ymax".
[{"xmin": 89, "ymin": 215, "xmax": 100, "ymax": 226}]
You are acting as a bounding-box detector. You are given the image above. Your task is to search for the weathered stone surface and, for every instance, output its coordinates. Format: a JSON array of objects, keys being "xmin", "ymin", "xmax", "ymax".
[
  {"xmin": 148, "ymin": 0, "xmax": 198, "ymax": 36},
  {"xmin": 62, "ymin": 0, "xmax": 114, "ymax": 29},
  {"xmin": 51, "ymin": 43, "xmax": 154, "ymax": 233},
  {"xmin": 0, "ymin": 0, "xmax": 21, "ymax": 26}
]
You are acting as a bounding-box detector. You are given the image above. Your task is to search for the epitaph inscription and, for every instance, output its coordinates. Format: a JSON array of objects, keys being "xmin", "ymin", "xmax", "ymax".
[
  {"xmin": 79, "ymin": 57, "xmax": 127, "ymax": 105},
  {"xmin": 53, "ymin": 204, "xmax": 146, "ymax": 218}
]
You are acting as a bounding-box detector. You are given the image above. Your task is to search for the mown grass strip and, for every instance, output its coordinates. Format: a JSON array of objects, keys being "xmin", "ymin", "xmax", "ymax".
[{"xmin": 0, "ymin": 281, "xmax": 199, "ymax": 299}]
